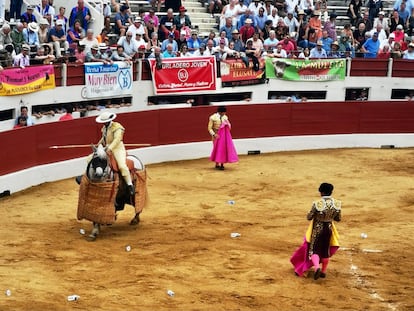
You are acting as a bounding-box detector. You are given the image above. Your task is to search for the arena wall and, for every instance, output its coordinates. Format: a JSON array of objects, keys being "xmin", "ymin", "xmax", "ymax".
[{"xmin": 1, "ymin": 102, "xmax": 414, "ymax": 194}]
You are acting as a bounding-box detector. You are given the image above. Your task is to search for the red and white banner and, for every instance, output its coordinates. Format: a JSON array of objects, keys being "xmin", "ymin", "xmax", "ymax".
[{"xmin": 148, "ymin": 56, "xmax": 216, "ymax": 94}]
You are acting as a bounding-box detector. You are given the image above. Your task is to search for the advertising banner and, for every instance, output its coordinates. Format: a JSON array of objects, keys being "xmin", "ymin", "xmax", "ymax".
[
  {"xmin": 84, "ymin": 61, "xmax": 133, "ymax": 98},
  {"xmin": 220, "ymin": 58, "xmax": 265, "ymax": 85},
  {"xmin": 265, "ymin": 58, "xmax": 346, "ymax": 81},
  {"xmin": 0, "ymin": 65, "xmax": 55, "ymax": 96},
  {"xmin": 148, "ymin": 56, "xmax": 216, "ymax": 94}
]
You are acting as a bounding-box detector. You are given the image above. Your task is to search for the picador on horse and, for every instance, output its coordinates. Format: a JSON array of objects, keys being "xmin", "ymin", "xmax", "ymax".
[{"xmin": 76, "ymin": 111, "xmax": 148, "ymax": 241}]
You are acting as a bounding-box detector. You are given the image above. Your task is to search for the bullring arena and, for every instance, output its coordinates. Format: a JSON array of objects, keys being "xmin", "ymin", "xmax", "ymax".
[{"xmin": 1, "ymin": 103, "xmax": 414, "ymax": 310}]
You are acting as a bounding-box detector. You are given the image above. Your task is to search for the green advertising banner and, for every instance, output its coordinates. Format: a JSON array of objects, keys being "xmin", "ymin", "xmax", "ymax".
[{"xmin": 265, "ymin": 58, "xmax": 346, "ymax": 81}]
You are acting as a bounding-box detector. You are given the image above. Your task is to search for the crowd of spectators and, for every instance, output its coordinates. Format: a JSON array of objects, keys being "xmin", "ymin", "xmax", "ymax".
[{"xmin": 1, "ymin": 0, "xmax": 414, "ymax": 71}]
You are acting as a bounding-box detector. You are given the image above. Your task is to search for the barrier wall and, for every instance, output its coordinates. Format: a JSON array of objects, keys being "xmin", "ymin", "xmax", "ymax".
[{"xmin": 2, "ymin": 101, "xmax": 414, "ymax": 193}]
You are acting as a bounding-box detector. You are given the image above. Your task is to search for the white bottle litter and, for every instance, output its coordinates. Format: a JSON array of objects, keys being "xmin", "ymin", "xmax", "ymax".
[
  {"xmin": 227, "ymin": 200, "xmax": 235, "ymax": 205},
  {"xmin": 360, "ymin": 233, "xmax": 368, "ymax": 239},
  {"xmin": 67, "ymin": 295, "xmax": 80, "ymax": 301},
  {"xmin": 5, "ymin": 289, "xmax": 11, "ymax": 296},
  {"xmin": 125, "ymin": 245, "xmax": 131, "ymax": 252},
  {"xmin": 79, "ymin": 229, "xmax": 85, "ymax": 235},
  {"xmin": 167, "ymin": 290, "xmax": 175, "ymax": 297},
  {"xmin": 230, "ymin": 233, "xmax": 241, "ymax": 238}
]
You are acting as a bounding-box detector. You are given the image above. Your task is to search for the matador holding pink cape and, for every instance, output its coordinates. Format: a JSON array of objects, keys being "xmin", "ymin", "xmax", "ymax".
[
  {"xmin": 207, "ymin": 106, "xmax": 238, "ymax": 170},
  {"xmin": 290, "ymin": 183, "xmax": 341, "ymax": 280}
]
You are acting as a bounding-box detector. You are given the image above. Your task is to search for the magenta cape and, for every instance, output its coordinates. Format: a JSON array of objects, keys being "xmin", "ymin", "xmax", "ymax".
[
  {"xmin": 290, "ymin": 237, "xmax": 339, "ymax": 277},
  {"xmin": 210, "ymin": 122, "xmax": 238, "ymax": 164}
]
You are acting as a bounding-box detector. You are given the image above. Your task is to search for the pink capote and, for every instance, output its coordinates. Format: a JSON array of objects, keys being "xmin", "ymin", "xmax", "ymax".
[
  {"xmin": 290, "ymin": 237, "xmax": 339, "ymax": 277},
  {"xmin": 210, "ymin": 119, "xmax": 239, "ymax": 164}
]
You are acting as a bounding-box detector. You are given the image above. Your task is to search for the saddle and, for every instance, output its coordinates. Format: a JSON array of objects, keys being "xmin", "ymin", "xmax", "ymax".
[{"xmin": 108, "ymin": 153, "xmax": 135, "ymax": 173}]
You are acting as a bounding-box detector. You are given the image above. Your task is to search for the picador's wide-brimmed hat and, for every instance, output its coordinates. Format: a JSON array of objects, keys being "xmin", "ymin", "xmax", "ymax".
[{"xmin": 96, "ymin": 111, "xmax": 117, "ymax": 123}]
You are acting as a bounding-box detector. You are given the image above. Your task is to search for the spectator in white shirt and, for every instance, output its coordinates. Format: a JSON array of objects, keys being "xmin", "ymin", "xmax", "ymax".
[
  {"xmin": 80, "ymin": 28, "xmax": 99, "ymax": 53},
  {"xmin": 267, "ymin": 8, "xmax": 280, "ymax": 26},
  {"xmin": 13, "ymin": 44, "xmax": 30, "ymax": 67},
  {"xmin": 117, "ymin": 31, "xmax": 139, "ymax": 58},
  {"xmin": 127, "ymin": 16, "xmax": 145, "ymax": 37},
  {"xmin": 310, "ymin": 40, "xmax": 327, "ymax": 58},
  {"xmin": 373, "ymin": 11, "xmax": 389, "ymax": 34},
  {"xmin": 403, "ymin": 42, "xmax": 414, "ymax": 59},
  {"xmin": 266, "ymin": 42, "xmax": 287, "ymax": 57}
]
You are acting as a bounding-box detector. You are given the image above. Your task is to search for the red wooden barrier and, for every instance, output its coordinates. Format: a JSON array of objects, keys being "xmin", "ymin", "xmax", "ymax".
[
  {"xmin": 2, "ymin": 101, "xmax": 414, "ymax": 176},
  {"xmin": 66, "ymin": 63, "xmax": 85, "ymax": 86},
  {"xmin": 350, "ymin": 59, "xmax": 388, "ymax": 77},
  {"xmin": 392, "ymin": 59, "xmax": 414, "ymax": 77}
]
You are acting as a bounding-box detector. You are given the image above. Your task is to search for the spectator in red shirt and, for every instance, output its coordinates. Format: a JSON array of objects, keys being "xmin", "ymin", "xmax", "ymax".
[
  {"xmin": 280, "ymin": 33, "xmax": 295, "ymax": 56},
  {"xmin": 240, "ymin": 18, "xmax": 255, "ymax": 43},
  {"xmin": 59, "ymin": 104, "xmax": 74, "ymax": 121},
  {"xmin": 13, "ymin": 116, "xmax": 28, "ymax": 129}
]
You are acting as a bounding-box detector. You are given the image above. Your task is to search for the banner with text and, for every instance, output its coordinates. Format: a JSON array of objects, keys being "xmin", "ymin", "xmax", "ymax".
[
  {"xmin": 265, "ymin": 58, "xmax": 346, "ymax": 81},
  {"xmin": 148, "ymin": 57, "xmax": 216, "ymax": 94},
  {"xmin": 220, "ymin": 58, "xmax": 265, "ymax": 86},
  {"xmin": 84, "ymin": 62, "xmax": 133, "ymax": 98},
  {"xmin": 0, "ymin": 65, "xmax": 55, "ymax": 96}
]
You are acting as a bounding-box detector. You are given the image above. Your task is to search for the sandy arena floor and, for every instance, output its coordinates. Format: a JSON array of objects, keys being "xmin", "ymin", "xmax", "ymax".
[{"xmin": 0, "ymin": 148, "xmax": 413, "ymax": 311}]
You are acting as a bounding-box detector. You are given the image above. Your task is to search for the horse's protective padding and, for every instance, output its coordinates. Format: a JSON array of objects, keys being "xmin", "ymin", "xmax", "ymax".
[
  {"xmin": 77, "ymin": 175, "xmax": 118, "ymax": 224},
  {"xmin": 133, "ymin": 168, "xmax": 148, "ymax": 214}
]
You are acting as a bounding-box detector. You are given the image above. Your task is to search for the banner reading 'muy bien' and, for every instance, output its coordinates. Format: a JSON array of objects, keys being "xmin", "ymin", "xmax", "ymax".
[
  {"xmin": 265, "ymin": 58, "xmax": 346, "ymax": 81},
  {"xmin": 0, "ymin": 65, "xmax": 55, "ymax": 96},
  {"xmin": 84, "ymin": 61, "xmax": 133, "ymax": 98},
  {"xmin": 148, "ymin": 56, "xmax": 216, "ymax": 94}
]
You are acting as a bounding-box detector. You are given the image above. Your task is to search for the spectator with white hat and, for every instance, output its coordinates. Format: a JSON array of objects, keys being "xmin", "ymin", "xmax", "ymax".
[
  {"xmin": 239, "ymin": 18, "xmax": 255, "ymax": 43},
  {"xmin": 85, "ymin": 43, "xmax": 113, "ymax": 63},
  {"xmin": 128, "ymin": 16, "xmax": 145, "ymax": 38},
  {"xmin": 380, "ymin": 31, "xmax": 395, "ymax": 49},
  {"xmin": 392, "ymin": 24, "xmax": 405, "ymax": 45},
  {"xmin": 403, "ymin": 42, "xmax": 414, "ymax": 59},
  {"xmin": 373, "ymin": 10, "xmax": 389, "ymax": 34},
  {"xmin": 49, "ymin": 19, "xmax": 69, "ymax": 57},
  {"xmin": 13, "ymin": 44, "xmax": 30, "ymax": 67},
  {"xmin": 309, "ymin": 39, "xmax": 327, "ymax": 58},
  {"xmin": 23, "ymin": 22, "xmax": 40, "ymax": 52}
]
